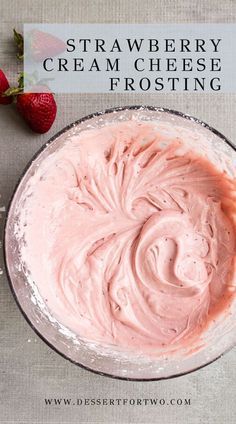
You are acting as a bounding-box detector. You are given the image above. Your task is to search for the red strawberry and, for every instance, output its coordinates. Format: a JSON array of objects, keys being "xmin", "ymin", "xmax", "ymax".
[
  {"xmin": 14, "ymin": 28, "xmax": 66, "ymax": 62},
  {"xmin": 0, "ymin": 70, "xmax": 13, "ymax": 105},
  {"xmin": 16, "ymin": 87, "xmax": 57, "ymax": 133},
  {"xmin": 29, "ymin": 29, "xmax": 66, "ymax": 62}
]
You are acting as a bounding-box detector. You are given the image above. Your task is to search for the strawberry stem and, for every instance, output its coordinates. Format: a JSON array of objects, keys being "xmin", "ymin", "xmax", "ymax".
[
  {"xmin": 3, "ymin": 86, "xmax": 23, "ymax": 97},
  {"xmin": 13, "ymin": 28, "xmax": 24, "ymax": 61},
  {"xmin": 2, "ymin": 72, "xmax": 39, "ymax": 97}
]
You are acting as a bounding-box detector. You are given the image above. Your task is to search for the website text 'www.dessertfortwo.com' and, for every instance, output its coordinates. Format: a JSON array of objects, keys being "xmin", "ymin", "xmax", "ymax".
[{"xmin": 44, "ymin": 397, "xmax": 191, "ymax": 407}]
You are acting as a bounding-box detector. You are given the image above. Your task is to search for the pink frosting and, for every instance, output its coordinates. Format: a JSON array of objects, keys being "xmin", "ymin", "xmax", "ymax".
[{"xmin": 20, "ymin": 120, "xmax": 236, "ymax": 354}]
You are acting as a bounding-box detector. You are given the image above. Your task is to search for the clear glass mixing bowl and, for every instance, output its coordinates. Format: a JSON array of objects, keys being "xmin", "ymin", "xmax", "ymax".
[{"xmin": 4, "ymin": 106, "xmax": 236, "ymax": 380}]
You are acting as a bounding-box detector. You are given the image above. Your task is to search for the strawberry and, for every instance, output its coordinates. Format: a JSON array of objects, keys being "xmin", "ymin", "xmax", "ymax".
[
  {"xmin": 30, "ymin": 29, "xmax": 66, "ymax": 62},
  {"xmin": 0, "ymin": 70, "xmax": 13, "ymax": 105},
  {"xmin": 14, "ymin": 28, "xmax": 66, "ymax": 62},
  {"xmin": 16, "ymin": 88, "xmax": 57, "ymax": 133},
  {"xmin": 2, "ymin": 31, "xmax": 58, "ymax": 134}
]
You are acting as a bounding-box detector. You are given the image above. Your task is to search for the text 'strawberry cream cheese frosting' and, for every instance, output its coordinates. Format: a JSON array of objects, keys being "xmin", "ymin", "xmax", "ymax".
[{"xmin": 18, "ymin": 119, "xmax": 236, "ymax": 356}]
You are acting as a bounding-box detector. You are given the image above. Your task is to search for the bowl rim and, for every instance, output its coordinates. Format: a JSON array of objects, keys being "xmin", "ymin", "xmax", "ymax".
[{"xmin": 3, "ymin": 105, "xmax": 236, "ymax": 381}]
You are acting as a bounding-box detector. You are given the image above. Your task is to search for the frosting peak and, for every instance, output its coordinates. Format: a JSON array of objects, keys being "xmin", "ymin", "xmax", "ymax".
[{"xmin": 19, "ymin": 120, "xmax": 236, "ymax": 355}]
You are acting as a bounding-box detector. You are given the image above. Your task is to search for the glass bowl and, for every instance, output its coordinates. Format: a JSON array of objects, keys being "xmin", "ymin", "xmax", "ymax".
[{"xmin": 4, "ymin": 106, "xmax": 236, "ymax": 381}]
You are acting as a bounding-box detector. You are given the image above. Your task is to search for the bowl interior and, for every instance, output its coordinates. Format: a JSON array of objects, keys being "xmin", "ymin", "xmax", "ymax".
[{"xmin": 4, "ymin": 106, "xmax": 236, "ymax": 380}]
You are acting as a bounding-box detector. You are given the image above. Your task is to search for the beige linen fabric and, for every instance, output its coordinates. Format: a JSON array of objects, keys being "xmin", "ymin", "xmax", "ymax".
[{"xmin": 0, "ymin": 1, "xmax": 235, "ymax": 423}]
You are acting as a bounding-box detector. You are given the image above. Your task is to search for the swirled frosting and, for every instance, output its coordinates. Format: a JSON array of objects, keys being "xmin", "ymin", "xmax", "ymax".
[{"xmin": 20, "ymin": 120, "xmax": 236, "ymax": 355}]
